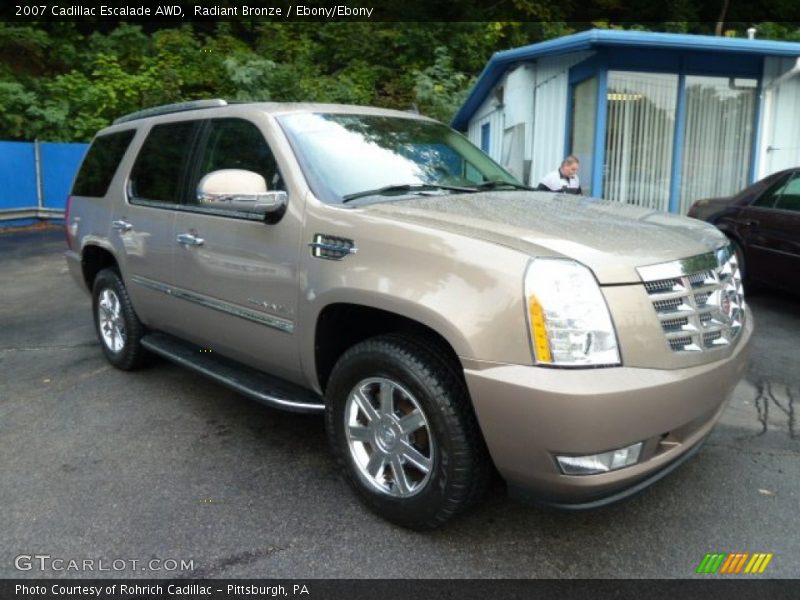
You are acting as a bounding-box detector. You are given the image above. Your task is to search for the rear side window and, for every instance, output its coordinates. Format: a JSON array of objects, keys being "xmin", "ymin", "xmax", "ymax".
[
  {"xmin": 72, "ymin": 130, "xmax": 135, "ymax": 197},
  {"xmin": 129, "ymin": 121, "xmax": 197, "ymax": 205}
]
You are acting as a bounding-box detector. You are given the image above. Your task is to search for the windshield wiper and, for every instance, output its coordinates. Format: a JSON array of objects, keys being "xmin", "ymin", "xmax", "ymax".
[
  {"xmin": 475, "ymin": 180, "xmax": 535, "ymax": 191},
  {"xmin": 341, "ymin": 183, "xmax": 477, "ymax": 203}
]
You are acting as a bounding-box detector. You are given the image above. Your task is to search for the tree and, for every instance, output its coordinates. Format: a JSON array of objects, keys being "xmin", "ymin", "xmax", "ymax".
[{"xmin": 413, "ymin": 46, "xmax": 473, "ymax": 122}]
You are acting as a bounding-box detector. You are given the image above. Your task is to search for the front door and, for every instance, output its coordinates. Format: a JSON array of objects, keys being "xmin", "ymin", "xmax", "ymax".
[
  {"xmin": 738, "ymin": 171, "xmax": 800, "ymax": 291},
  {"xmin": 751, "ymin": 171, "xmax": 800, "ymax": 293},
  {"xmin": 169, "ymin": 116, "xmax": 305, "ymax": 383}
]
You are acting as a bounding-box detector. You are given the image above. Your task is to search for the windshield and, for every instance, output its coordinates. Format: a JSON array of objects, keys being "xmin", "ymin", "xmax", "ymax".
[{"xmin": 277, "ymin": 112, "xmax": 522, "ymax": 204}]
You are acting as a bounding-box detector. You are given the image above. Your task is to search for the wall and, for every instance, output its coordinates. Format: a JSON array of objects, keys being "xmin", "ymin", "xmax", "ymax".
[
  {"xmin": 0, "ymin": 142, "xmax": 38, "ymax": 211},
  {"xmin": 467, "ymin": 51, "xmax": 593, "ymax": 187},
  {"xmin": 468, "ymin": 97, "xmax": 505, "ymax": 164},
  {"xmin": 758, "ymin": 57, "xmax": 800, "ymax": 178},
  {"xmin": 0, "ymin": 141, "xmax": 88, "ymax": 227},
  {"xmin": 529, "ymin": 52, "xmax": 593, "ymax": 187},
  {"xmin": 500, "ymin": 64, "xmax": 536, "ymax": 181}
]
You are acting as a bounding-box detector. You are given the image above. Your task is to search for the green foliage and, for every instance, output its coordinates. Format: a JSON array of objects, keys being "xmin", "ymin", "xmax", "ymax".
[
  {"xmin": 413, "ymin": 47, "xmax": 473, "ymax": 122},
  {"xmin": 27, "ymin": 53, "xmax": 162, "ymax": 141},
  {"xmin": 2, "ymin": 16, "xmax": 799, "ymax": 142},
  {"xmin": 0, "ymin": 80, "xmax": 37, "ymax": 139},
  {"xmin": 0, "ymin": 20, "xmax": 552, "ymax": 140},
  {"xmin": 751, "ymin": 22, "xmax": 800, "ymax": 41},
  {"xmin": 0, "ymin": 24, "xmax": 51, "ymax": 75},
  {"xmin": 223, "ymin": 56, "xmax": 278, "ymax": 101}
]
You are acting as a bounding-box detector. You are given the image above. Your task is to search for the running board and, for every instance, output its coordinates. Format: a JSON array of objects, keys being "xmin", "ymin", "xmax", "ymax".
[{"xmin": 140, "ymin": 332, "xmax": 325, "ymax": 414}]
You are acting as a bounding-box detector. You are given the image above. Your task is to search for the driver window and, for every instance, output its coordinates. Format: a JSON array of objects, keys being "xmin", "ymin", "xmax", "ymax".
[
  {"xmin": 774, "ymin": 172, "xmax": 800, "ymax": 213},
  {"xmin": 190, "ymin": 118, "xmax": 285, "ymax": 207},
  {"xmin": 752, "ymin": 173, "xmax": 791, "ymax": 209}
]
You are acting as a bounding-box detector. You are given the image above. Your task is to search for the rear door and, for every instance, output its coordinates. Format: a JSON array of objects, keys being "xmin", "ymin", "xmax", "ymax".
[
  {"xmin": 168, "ymin": 115, "xmax": 305, "ymax": 383},
  {"xmin": 111, "ymin": 119, "xmax": 200, "ymax": 333},
  {"xmin": 68, "ymin": 129, "xmax": 136, "ymax": 261}
]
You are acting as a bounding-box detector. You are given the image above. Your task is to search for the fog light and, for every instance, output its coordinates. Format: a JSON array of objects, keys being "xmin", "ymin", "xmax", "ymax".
[{"xmin": 556, "ymin": 442, "xmax": 643, "ymax": 475}]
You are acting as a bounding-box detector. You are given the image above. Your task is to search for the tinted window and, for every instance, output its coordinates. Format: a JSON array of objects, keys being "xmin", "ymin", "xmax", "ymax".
[
  {"xmin": 129, "ymin": 121, "xmax": 197, "ymax": 204},
  {"xmin": 752, "ymin": 173, "xmax": 790, "ymax": 208},
  {"xmin": 774, "ymin": 172, "xmax": 800, "ymax": 213},
  {"xmin": 189, "ymin": 118, "xmax": 284, "ymax": 205},
  {"xmin": 72, "ymin": 130, "xmax": 135, "ymax": 197}
]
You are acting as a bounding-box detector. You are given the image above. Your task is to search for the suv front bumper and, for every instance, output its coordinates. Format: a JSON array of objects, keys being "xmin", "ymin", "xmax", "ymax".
[{"xmin": 463, "ymin": 314, "xmax": 752, "ymax": 507}]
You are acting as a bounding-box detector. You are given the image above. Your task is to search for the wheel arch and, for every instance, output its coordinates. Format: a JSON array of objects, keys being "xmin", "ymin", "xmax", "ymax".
[
  {"xmin": 716, "ymin": 225, "xmax": 744, "ymax": 247},
  {"xmin": 81, "ymin": 244, "xmax": 119, "ymax": 289},
  {"xmin": 718, "ymin": 228, "xmax": 747, "ymax": 263},
  {"xmin": 313, "ymin": 302, "xmax": 466, "ymax": 394}
]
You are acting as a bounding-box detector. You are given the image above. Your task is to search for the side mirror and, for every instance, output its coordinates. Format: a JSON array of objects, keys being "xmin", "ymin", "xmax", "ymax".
[{"xmin": 196, "ymin": 169, "xmax": 287, "ymax": 220}]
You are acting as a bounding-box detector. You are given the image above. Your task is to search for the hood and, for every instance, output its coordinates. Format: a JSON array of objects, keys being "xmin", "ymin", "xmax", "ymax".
[
  {"xmin": 687, "ymin": 196, "xmax": 734, "ymax": 221},
  {"xmin": 363, "ymin": 191, "xmax": 728, "ymax": 284}
]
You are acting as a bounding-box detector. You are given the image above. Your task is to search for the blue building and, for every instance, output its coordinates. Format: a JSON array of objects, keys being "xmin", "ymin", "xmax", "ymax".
[{"xmin": 453, "ymin": 29, "xmax": 800, "ymax": 214}]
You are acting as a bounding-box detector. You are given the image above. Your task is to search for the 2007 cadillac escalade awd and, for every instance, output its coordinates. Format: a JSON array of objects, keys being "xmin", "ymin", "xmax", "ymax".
[{"xmin": 65, "ymin": 100, "xmax": 752, "ymax": 529}]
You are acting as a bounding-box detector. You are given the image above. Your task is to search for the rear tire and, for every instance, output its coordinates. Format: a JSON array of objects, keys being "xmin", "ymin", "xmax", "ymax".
[
  {"xmin": 92, "ymin": 268, "xmax": 148, "ymax": 370},
  {"xmin": 325, "ymin": 334, "xmax": 490, "ymax": 530}
]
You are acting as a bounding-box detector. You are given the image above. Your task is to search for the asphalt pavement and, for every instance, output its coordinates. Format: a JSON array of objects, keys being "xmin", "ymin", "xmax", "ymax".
[{"xmin": 1, "ymin": 228, "xmax": 798, "ymax": 579}]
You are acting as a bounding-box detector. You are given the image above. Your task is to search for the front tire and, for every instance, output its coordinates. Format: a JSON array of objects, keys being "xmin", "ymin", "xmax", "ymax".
[
  {"xmin": 92, "ymin": 268, "xmax": 148, "ymax": 370},
  {"xmin": 325, "ymin": 334, "xmax": 490, "ymax": 530}
]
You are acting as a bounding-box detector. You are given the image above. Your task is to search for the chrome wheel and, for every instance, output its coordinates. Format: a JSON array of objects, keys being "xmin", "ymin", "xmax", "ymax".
[
  {"xmin": 326, "ymin": 335, "xmax": 490, "ymax": 528},
  {"xmin": 345, "ymin": 377, "xmax": 434, "ymax": 498},
  {"xmin": 97, "ymin": 288, "xmax": 126, "ymax": 353},
  {"xmin": 92, "ymin": 268, "xmax": 148, "ymax": 370}
]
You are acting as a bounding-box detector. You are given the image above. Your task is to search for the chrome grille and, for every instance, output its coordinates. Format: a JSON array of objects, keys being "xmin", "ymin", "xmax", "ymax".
[
  {"xmin": 653, "ymin": 297, "xmax": 685, "ymax": 312},
  {"xmin": 644, "ymin": 279, "xmax": 681, "ymax": 294},
  {"xmin": 694, "ymin": 291, "xmax": 711, "ymax": 306},
  {"xmin": 638, "ymin": 245, "xmax": 746, "ymax": 354},
  {"xmin": 661, "ymin": 316, "xmax": 689, "ymax": 331},
  {"xmin": 669, "ymin": 336, "xmax": 695, "ymax": 352}
]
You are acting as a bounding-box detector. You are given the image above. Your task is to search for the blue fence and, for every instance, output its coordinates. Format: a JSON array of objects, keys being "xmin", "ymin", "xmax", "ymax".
[{"xmin": 0, "ymin": 140, "xmax": 89, "ymax": 228}]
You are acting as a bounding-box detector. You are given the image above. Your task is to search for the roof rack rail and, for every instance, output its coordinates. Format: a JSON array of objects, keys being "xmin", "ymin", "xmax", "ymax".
[{"xmin": 113, "ymin": 99, "xmax": 229, "ymax": 125}]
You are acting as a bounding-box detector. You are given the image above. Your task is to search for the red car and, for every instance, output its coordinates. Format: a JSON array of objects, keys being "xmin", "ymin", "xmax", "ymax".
[{"xmin": 688, "ymin": 168, "xmax": 800, "ymax": 295}]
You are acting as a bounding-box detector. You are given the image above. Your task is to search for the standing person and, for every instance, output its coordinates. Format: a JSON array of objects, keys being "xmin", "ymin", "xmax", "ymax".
[{"xmin": 536, "ymin": 155, "xmax": 582, "ymax": 194}]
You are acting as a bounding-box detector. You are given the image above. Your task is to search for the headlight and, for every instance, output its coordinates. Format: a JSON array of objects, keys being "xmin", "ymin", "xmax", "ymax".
[{"xmin": 524, "ymin": 258, "xmax": 620, "ymax": 367}]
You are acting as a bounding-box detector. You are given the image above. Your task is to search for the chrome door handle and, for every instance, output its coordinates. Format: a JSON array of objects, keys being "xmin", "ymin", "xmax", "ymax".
[
  {"xmin": 176, "ymin": 233, "xmax": 205, "ymax": 246},
  {"xmin": 111, "ymin": 220, "xmax": 132, "ymax": 232}
]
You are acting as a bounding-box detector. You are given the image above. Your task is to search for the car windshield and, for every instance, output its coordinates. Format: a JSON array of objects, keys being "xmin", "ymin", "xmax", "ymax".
[{"xmin": 277, "ymin": 112, "xmax": 522, "ymax": 204}]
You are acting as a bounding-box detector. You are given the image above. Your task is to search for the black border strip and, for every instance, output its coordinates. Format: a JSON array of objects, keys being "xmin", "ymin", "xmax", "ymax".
[
  {"xmin": 3, "ymin": 1, "xmax": 800, "ymax": 23},
  {"xmin": 2, "ymin": 579, "xmax": 800, "ymax": 600}
]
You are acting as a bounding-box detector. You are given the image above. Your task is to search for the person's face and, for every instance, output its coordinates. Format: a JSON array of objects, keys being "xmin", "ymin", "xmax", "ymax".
[{"xmin": 562, "ymin": 162, "xmax": 579, "ymax": 177}]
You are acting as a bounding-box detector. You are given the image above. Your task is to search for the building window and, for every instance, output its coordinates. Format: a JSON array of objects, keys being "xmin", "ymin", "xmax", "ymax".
[
  {"xmin": 678, "ymin": 76, "xmax": 757, "ymax": 214},
  {"xmin": 604, "ymin": 72, "xmax": 678, "ymax": 212},
  {"xmin": 570, "ymin": 76, "xmax": 597, "ymax": 196},
  {"xmin": 480, "ymin": 123, "xmax": 490, "ymax": 153}
]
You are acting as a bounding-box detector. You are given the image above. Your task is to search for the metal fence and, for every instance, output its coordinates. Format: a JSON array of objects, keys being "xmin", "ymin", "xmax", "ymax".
[{"xmin": 0, "ymin": 140, "xmax": 89, "ymax": 227}]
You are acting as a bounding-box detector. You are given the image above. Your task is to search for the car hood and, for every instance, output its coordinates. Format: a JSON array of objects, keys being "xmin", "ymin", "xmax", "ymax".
[
  {"xmin": 362, "ymin": 191, "xmax": 728, "ymax": 284},
  {"xmin": 688, "ymin": 196, "xmax": 734, "ymax": 221}
]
